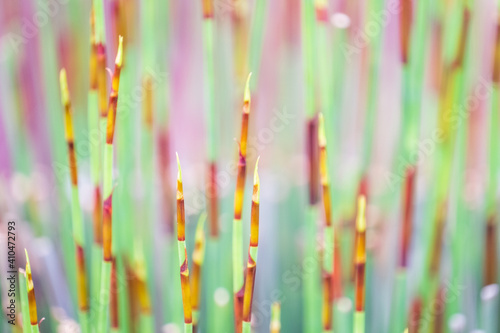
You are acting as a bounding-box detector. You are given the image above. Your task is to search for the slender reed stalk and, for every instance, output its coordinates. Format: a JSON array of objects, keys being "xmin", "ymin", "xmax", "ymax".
[
  {"xmin": 233, "ymin": 73, "xmax": 252, "ymax": 333},
  {"xmin": 270, "ymin": 302, "xmax": 281, "ymax": 333},
  {"xmin": 60, "ymin": 68, "xmax": 90, "ymax": 333},
  {"xmin": 242, "ymin": 158, "xmax": 260, "ymax": 333},
  {"xmin": 201, "ymin": 4, "xmax": 221, "ymax": 322},
  {"xmin": 19, "ymin": 268, "xmax": 30, "ymax": 333},
  {"xmin": 24, "ymin": 250, "xmax": 39, "ymax": 333},
  {"xmin": 138, "ymin": 1, "xmax": 157, "ymax": 328},
  {"xmin": 191, "ymin": 213, "xmax": 207, "ymax": 332},
  {"xmin": 484, "ymin": 5, "xmax": 500, "ymax": 286},
  {"xmin": 248, "ymin": 0, "xmax": 266, "ymax": 91},
  {"xmin": 97, "ymin": 35, "xmax": 123, "ymax": 333},
  {"xmin": 94, "ymin": 0, "xmax": 109, "ymax": 192},
  {"xmin": 390, "ymin": 168, "xmax": 415, "ymax": 333},
  {"xmin": 88, "ymin": 7, "xmax": 104, "ymax": 323},
  {"xmin": 176, "ymin": 153, "xmax": 193, "ymax": 333},
  {"xmin": 318, "ymin": 113, "xmax": 333, "ymax": 332},
  {"xmin": 428, "ymin": 202, "xmax": 447, "ymax": 277},
  {"xmin": 314, "ymin": 0, "xmax": 331, "ymax": 118},
  {"xmin": 354, "ymin": 196, "xmax": 366, "ymax": 333},
  {"xmin": 94, "ymin": 0, "xmax": 108, "ymax": 160},
  {"xmin": 89, "ymin": 4, "xmax": 103, "ymax": 248},
  {"xmin": 110, "ymin": 257, "xmax": 119, "ymax": 332},
  {"xmin": 448, "ymin": 2, "xmax": 472, "ymax": 322},
  {"xmin": 201, "ymin": 0, "xmax": 219, "ymax": 237},
  {"xmin": 131, "ymin": 74, "xmax": 155, "ymax": 333},
  {"xmin": 399, "ymin": 168, "xmax": 415, "ymax": 270},
  {"xmin": 302, "ymin": 0, "xmax": 321, "ymax": 330},
  {"xmin": 360, "ymin": 0, "xmax": 386, "ymax": 178}
]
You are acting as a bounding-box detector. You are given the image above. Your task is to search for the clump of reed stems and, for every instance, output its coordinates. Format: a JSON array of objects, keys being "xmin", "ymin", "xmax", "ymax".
[
  {"xmin": 176, "ymin": 153, "xmax": 193, "ymax": 333},
  {"xmin": 242, "ymin": 158, "xmax": 260, "ymax": 333}
]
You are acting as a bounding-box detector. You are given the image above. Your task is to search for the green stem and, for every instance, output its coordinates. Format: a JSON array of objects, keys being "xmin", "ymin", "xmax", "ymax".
[
  {"xmin": 97, "ymin": 141, "xmax": 114, "ymax": 333},
  {"xmin": 88, "ymin": 90, "xmax": 100, "ymax": 196},
  {"xmin": 93, "ymin": 0, "xmax": 106, "ymax": 44},
  {"xmin": 232, "ymin": 218, "xmax": 243, "ymax": 295},
  {"xmin": 301, "ymin": 0, "xmax": 317, "ymax": 119},
  {"xmin": 97, "ymin": 261, "xmax": 112, "ymax": 333},
  {"xmin": 203, "ymin": 18, "xmax": 217, "ymax": 161},
  {"xmin": 164, "ymin": 238, "xmax": 183, "ymax": 328},
  {"xmin": 248, "ymin": 0, "xmax": 266, "ymax": 91},
  {"xmin": 361, "ymin": 0, "xmax": 386, "ymax": 172},
  {"xmin": 303, "ymin": 206, "xmax": 321, "ymax": 333},
  {"xmin": 19, "ymin": 269, "xmax": 30, "ymax": 333},
  {"xmin": 139, "ymin": 314, "xmax": 154, "ymax": 333},
  {"xmin": 486, "ymin": 87, "xmax": 499, "ymax": 215},
  {"xmin": 242, "ymin": 321, "xmax": 251, "ymax": 333},
  {"xmin": 353, "ymin": 311, "xmax": 365, "ymax": 333},
  {"xmin": 389, "ymin": 270, "xmax": 407, "ymax": 333},
  {"xmin": 78, "ymin": 309, "xmax": 89, "ymax": 333}
]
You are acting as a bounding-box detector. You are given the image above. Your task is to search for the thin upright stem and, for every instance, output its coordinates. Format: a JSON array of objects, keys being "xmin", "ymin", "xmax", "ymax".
[
  {"xmin": 177, "ymin": 153, "xmax": 193, "ymax": 333},
  {"xmin": 242, "ymin": 159, "xmax": 260, "ymax": 333},
  {"xmin": 354, "ymin": 196, "xmax": 366, "ymax": 333}
]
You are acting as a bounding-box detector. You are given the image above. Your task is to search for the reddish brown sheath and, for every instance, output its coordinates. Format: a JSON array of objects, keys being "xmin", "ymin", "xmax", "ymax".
[
  {"xmin": 408, "ymin": 297, "xmax": 422, "ymax": 333},
  {"xmin": 110, "ymin": 257, "xmax": 119, "ymax": 328},
  {"xmin": 333, "ymin": 235, "xmax": 343, "ymax": 299},
  {"xmin": 180, "ymin": 254, "xmax": 193, "ymax": 324},
  {"xmin": 76, "ymin": 245, "xmax": 89, "ymax": 311},
  {"xmin": 242, "ymin": 259, "xmax": 257, "ymax": 322},
  {"xmin": 400, "ymin": 167, "xmax": 416, "ymax": 268},
  {"xmin": 93, "ymin": 187, "xmax": 103, "ymax": 245},
  {"xmin": 208, "ymin": 162, "xmax": 219, "ymax": 237},
  {"xmin": 429, "ymin": 203, "xmax": 446, "ymax": 275},
  {"xmin": 202, "ymin": 0, "xmax": 214, "ymax": 19},
  {"xmin": 452, "ymin": 8, "xmax": 470, "ymax": 69},
  {"xmin": 322, "ymin": 273, "xmax": 333, "ymax": 330},
  {"xmin": 484, "ymin": 215, "xmax": 498, "ymax": 285},
  {"xmin": 354, "ymin": 196, "xmax": 366, "ymax": 312},
  {"xmin": 399, "ymin": 0, "xmax": 413, "ymax": 64},
  {"xmin": 97, "ymin": 43, "xmax": 108, "ymax": 118},
  {"xmin": 307, "ymin": 117, "xmax": 319, "ymax": 204},
  {"xmin": 103, "ymin": 194, "xmax": 113, "ymax": 262},
  {"xmin": 493, "ymin": 24, "xmax": 500, "ymax": 83},
  {"xmin": 142, "ymin": 76, "xmax": 153, "ymax": 130}
]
